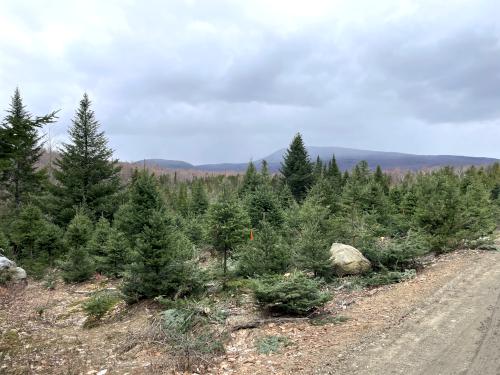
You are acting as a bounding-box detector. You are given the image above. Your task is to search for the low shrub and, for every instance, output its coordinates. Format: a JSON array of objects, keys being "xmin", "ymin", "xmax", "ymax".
[
  {"xmin": 463, "ymin": 236, "xmax": 498, "ymax": 251},
  {"xmin": 363, "ymin": 269, "xmax": 416, "ymax": 287},
  {"xmin": 154, "ymin": 299, "xmax": 228, "ymax": 371},
  {"xmin": 255, "ymin": 335, "xmax": 290, "ymax": 354},
  {"xmin": 253, "ymin": 271, "xmax": 331, "ymax": 315},
  {"xmin": 363, "ymin": 230, "xmax": 429, "ymax": 271},
  {"xmin": 43, "ymin": 271, "xmax": 58, "ymax": 290},
  {"xmin": 82, "ymin": 290, "xmax": 121, "ymax": 322}
]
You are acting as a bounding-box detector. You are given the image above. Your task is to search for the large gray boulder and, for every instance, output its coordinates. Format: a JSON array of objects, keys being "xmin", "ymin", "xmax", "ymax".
[
  {"xmin": 0, "ymin": 256, "xmax": 16, "ymax": 270},
  {"xmin": 0, "ymin": 256, "xmax": 27, "ymax": 284},
  {"xmin": 330, "ymin": 243, "xmax": 371, "ymax": 276},
  {"xmin": 12, "ymin": 267, "xmax": 27, "ymax": 281}
]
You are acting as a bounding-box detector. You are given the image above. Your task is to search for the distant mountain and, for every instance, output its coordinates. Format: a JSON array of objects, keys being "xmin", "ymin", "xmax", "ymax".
[
  {"xmin": 137, "ymin": 159, "xmax": 195, "ymax": 170},
  {"xmin": 137, "ymin": 146, "xmax": 499, "ymax": 173}
]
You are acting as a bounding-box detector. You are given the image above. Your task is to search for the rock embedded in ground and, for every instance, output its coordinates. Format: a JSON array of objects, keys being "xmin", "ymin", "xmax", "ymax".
[
  {"xmin": 330, "ymin": 243, "xmax": 371, "ymax": 276},
  {"xmin": 0, "ymin": 256, "xmax": 27, "ymax": 284},
  {"xmin": 0, "ymin": 256, "xmax": 16, "ymax": 270},
  {"xmin": 12, "ymin": 267, "xmax": 27, "ymax": 281}
]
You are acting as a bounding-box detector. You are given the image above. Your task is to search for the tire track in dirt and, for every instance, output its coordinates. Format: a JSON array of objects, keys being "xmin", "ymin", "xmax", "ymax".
[{"xmin": 329, "ymin": 251, "xmax": 500, "ymax": 375}]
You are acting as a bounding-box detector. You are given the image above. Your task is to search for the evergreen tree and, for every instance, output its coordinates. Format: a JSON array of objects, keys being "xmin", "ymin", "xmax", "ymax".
[
  {"xmin": 60, "ymin": 211, "xmax": 95, "ymax": 282},
  {"xmin": 245, "ymin": 185, "xmax": 284, "ymax": 229},
  {"xmin": 207, "ymin": 195, "xmax": 250, "ymax": 277},
  {"xmin": 0, "ymin": 126, "xmax": 13, "ymax": 183},
  {"xmin": 121, "ymin": 210, "xmax": 199, "ymax": 302},
  {"xmin": 237, "ymin": 221, "xmax": 290, "ymax": 276},
  {"xmin": 175, "ymin": 183, "xmax": 189, "ymax": 217},
  {"xmin": 280, "ymin": 133, "xmax": 314, "ymax": 201},
  {"xmin": 52, "ymin": 94, "xmax": 120, "ymax": 225},
  {"xmin": 293, "ymin": 221, "xmax": 331, "ymax": 277},
  {"xmin": 8, "ymin": 204, "xmax": 63, "ymax": 276},
  {"xmin": 10, "ymin": 204, "xmax": 48, "ymax": 260},
  {"xmin": 351, "ymin": 160, "xmax": 371, "ymax": 185},
  {"xmin": 460, "ymin": 180, "xmax": 495, "ymax": 240},
  {"xmin": 374, "ymin": 165, "xmax": 390, "ymax": 194},
  {"xmin": 306, "ymin": 176, "xmax": 340, "ymax": 214},
  {"xmin": 291, "ymin": 197, "xmax": 332, "ymax": 277},
  {"xmin": 342, "ymin": 170, "xmax": 350, "ymax": 187},
  {"xmin": 326, "ymin": 154, "xmax": 342, "ymax": 193},
  {"xmin": 261, "ymin": 160, "xmax": 271, "ymax": 183},
  {"xmin": 276, "ymin": 180, "xmax": 296, "ymax": 209},
  {"xmin": 35, "ymin": 222, "xmax": 64, "ymax": 264},
  {"xmin": 0, "ymin": 88, "xmax": 57, "ymax": 207},
  {"xmin": 114, "ymin": 171, "xmax": 164, "ymax": 244},
  {"xmin": 313, "ymin": 156, "xmax": 323, "ymax": 180},
  {"xmin": 413, "ymin": 170, "xmax": 463, "ymax": 251},
  {"xmin": 190, "ymin": 179, "xmax": 209, "ymax": 215},
  {"xmin": 99, "ymin": 227, "xmax": 129, "ymax": 277},
  {"xmin": 240, "ymin": 161, "xmax": 261, "ymax": 195},
  {"xmin": 0, "ymin": 229, "xmax": 11, "ymax": 257},
  {"xmin": 332, "ymin": 175, "xmax": 381, "ymax": 249},
  {"xmin": 87, "ymin": 217, "xmax": 111, "ymax": 260}
]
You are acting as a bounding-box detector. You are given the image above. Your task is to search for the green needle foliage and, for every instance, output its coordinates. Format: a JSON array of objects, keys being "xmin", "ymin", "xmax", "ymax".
[
  {"xmin": 0, "ymin": 87, "xmax": 498, "ymax": 319},
  {"xmin": 244, "ymin": 186, "xmax": 284, "ymax": 229},
  {"xmin": 121, "ymin": 210, "xmax": 200, "ymax": 302},
  {"xmin": 51, "ymin": 94, "xmax": 120, "ymax": 225},
  {"xmin": 114, "ymin": 170, "xmax": 165, "ymax": 245},
  {"xmin": 253, "ymin": 271, "xmax": 331, "ymax": 315},
  {"xmin": 237, "ymin": 221, "xmax": 290, "ymax": 277},
  {"xmin": 0, "ymin": 88, "xmax": 57, "ymax": 207},
  {"xmin": 0, "ymin": 230, "xmax": 10, "ymax": 257},
  {"xmin": 207, "ymin": 194, "xmax": 250, "ymax": 277},
  {"xmin": 87, "ymin": 216, "xmax": 111, "ymax": 259},
  {"xmin": 280, "ymin": 133, "xmax": 314, "ymax": 202},
  {"xmin": 190, "ymin": 179, "xmax": 209, "ymax": 215},
  {"xmin": 60, "ymin": 211, "xmax": 95, "ymax": 283},
  {"xmin": 99, "ymin": 228, "xmax": 130, "ymax": 277}
]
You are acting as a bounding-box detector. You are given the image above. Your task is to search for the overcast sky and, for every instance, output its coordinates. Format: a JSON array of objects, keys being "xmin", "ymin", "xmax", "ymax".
[{"xmin": 1, "ymin": 0, "xmax": 499, "ymax": 164}]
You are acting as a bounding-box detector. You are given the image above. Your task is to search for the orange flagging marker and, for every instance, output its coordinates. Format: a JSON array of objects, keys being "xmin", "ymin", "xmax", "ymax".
[{"xmin": 250, "ymin": 229, "xmax": 254, "ymax": 241}]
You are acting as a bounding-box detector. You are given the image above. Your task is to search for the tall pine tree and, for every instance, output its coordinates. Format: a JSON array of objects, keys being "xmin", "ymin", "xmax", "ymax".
[
  {"xmin": 280, "ymin": 133, "xmax": 314, "ymax": 201},
  {"xmin": 326, "ymin": 154, "xmax": 342, "ymax": 193},
  {"xmin": 0, "ymin": 88, "xmax": 57, "ymax": 207},
  {"xmin": 52, "ymin": 94, "xmax": 120, "ymax": 225}
]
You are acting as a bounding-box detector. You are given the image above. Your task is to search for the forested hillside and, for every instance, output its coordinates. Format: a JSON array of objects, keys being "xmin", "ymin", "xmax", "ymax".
[{"xmin": 1, "ymin": 89, "xmax": 499, "ymax": 371}]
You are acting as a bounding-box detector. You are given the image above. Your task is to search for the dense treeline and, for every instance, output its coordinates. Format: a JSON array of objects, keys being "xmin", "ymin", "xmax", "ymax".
[{"xmin": 0, "ymin": 89, "xmax": 499, "ymax": 304}]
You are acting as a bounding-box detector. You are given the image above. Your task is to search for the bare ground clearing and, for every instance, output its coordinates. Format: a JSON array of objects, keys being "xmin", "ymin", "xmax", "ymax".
[{"xmin": 1, "ymin": 249, "xmax": 499, "ymax": 374}]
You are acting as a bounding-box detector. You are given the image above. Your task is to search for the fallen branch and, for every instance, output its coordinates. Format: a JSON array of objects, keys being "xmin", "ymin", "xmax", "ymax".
[{"xmin": 231, "ymin": 317, "xmax": 309, "ymax": 331}]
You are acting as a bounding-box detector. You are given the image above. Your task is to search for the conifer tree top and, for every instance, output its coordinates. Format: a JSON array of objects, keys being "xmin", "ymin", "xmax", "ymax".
[{"xmin": 280, "ymin": 133, "xmax": 313, "ymax": 201}]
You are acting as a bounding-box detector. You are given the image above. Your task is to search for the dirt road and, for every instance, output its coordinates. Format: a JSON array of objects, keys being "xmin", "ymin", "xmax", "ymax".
[{"xmin": 331, "ymin": 250, "xmax": 500, "ymax": 375}]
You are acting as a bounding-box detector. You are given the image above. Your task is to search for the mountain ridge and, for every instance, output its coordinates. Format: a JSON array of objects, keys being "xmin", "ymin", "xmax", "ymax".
[{"xmin": 136, "ymin": 146, "xmax": 499, "ymax": 172}]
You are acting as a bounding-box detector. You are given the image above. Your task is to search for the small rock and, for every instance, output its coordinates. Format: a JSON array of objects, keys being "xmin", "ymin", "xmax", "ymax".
[{"xmin": 97, "ymin": 370, "xmax": 107, "ymax": 375}]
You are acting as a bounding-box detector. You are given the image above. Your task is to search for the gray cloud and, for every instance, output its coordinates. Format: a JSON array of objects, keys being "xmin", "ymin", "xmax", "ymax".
[{"xmin": 1, "ymin": 0, "xmax": 500, "ymax": 164}]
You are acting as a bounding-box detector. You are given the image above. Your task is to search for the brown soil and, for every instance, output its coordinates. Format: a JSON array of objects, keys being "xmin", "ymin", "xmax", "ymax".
[
  {"xmin": 219, "ymin": 249, "xmax": 500, "ymax": 374},
  {"xmin": 1, "ymin": 249, "xmax": 499, "ymax": 375}
]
